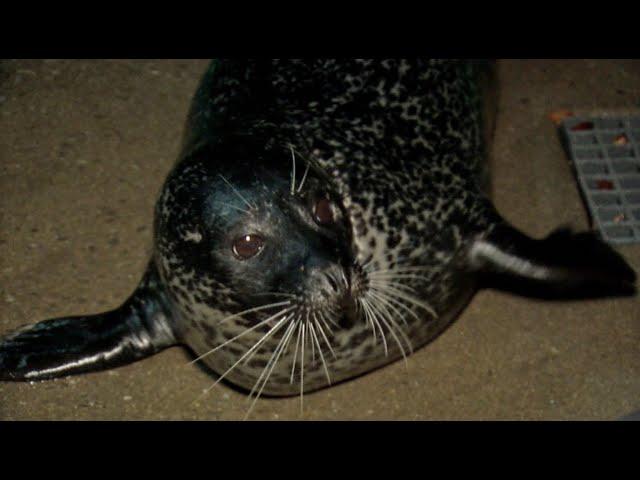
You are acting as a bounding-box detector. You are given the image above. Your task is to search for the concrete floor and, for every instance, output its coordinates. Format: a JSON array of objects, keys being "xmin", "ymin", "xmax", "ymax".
[{"xmin": 0, "ymin": 59, "xmax": 638, "ymax": 420}]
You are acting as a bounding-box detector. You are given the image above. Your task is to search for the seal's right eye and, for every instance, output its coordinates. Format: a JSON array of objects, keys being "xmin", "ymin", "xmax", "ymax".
[
  {"xmin": 232, "ymin": 234, "xmax": 265, "ymax": 260},
  {"xmin": 313, "ymin": 197, "xmax": 335, "ymax": 226}
]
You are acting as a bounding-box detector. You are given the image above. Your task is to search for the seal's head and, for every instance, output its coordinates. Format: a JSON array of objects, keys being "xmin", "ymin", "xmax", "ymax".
[{"xmin": 154, "ymin": 136, "xmax": 395, "ymax": 397}]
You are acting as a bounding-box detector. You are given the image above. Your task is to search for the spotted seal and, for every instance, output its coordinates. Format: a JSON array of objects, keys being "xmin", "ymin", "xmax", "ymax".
[{"xmin": 0, "ymin": 60, "xmax": 636, "ymax": 408}]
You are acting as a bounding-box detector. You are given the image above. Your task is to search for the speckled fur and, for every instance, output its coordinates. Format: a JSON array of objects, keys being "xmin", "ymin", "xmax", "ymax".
[{"xmin": 155, "ymin": 59, "xmax": 500, "ymax": 396}]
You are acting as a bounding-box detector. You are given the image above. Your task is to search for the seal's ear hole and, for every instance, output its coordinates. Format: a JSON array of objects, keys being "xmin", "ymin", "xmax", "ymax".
[{"xmin": 232, "ymin": 234, "xmax": 265, "ymax": 260}]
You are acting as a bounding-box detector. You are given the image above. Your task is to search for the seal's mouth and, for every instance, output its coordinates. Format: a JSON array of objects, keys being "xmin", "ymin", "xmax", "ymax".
[{"xmin": 337, "ymin": 294, "xmax": 359, "ymax": 326}]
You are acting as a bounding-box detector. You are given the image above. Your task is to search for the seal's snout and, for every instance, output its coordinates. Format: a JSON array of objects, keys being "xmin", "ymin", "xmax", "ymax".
[
  {"xmin": 307, "ymin": 265, "xmax": 347, "ymax": 299},
  {"xmin": 306, "ymin": 262, "xmax": 367, "ymax": 326}
]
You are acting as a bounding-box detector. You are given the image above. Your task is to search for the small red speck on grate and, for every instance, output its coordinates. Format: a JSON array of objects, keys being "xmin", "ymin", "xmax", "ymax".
[
  {"xmin": 596, "ymin": 180, "xmax": 614, "ymax": 190},
  {"xmin": 571, "ymin": 121, "xmax": 594, "ymax": 131}
]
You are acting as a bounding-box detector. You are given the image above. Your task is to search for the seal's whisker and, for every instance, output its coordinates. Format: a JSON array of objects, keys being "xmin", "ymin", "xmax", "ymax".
[
  {"xmin": 313, "ymin": 312, "xmax": 336, "ymax": 360},
  {"xmin": 368, "ymin": 287, "xmax": 421, "ymax": 324},
  {"xmin": 367, "ymin": 294, "xmax": 410, "ymax": 364},
  {"xmin": 370, "ymin": 281, "xmax": 429, "ymax": 294},
  {"xmin": 367, "ymin": 289, "xmax": 410, "ymax": 329},
  {"xmin": 218, "ymin": 173, "xmax": 256, "ymax": 210},
  {"xmin": 299, "ymin": 321, "xmax": 306, "ymax": 414},
  {"xmin": 253, "ymin": 292, "xmax": 296, "ymax": 299},
  {"xmin": 199, "ymin": 313, "xmax": 292, "ymax": 397},
  {"xmin": 318, "ymin": 306, "xmax": 340, "ymax": 330},
  {"xmin": 309, "ymin": 320, "xmax": 331, "ymax": 386},
  {"xmin": 367, "ymin": 291, "xmax": 413, "ymax": 358},
  {"xmin": 215, "ymin": 201, "xmax": 252, "ymax": 216},
  {"xmin": 296, "ymin": 160, "xmax": 311, "ymax": 194},
  {"xmin": 280, "ymin": 314, "xmax": 300, "ymax": 357},
  {"xmin": 368, "ymin": 287, "xmax": 421, "ymax": 356},
  {"xmin": 317, "ymin": 310, "xmax": 336, "ymax": 336},
  {"xmin": 216, "ymin": 301, "xmax": 292, "ymax": 326},
  {"xmin": 328, "ymin": 272, "xmax": 340, "ymax": 293},
  {"xmin": 247, "ymin": 318, "xmax": 296, "ymax": 398},
  {"xmin": 368, "ymin": 273, "xmax": 431, "ymax": 282},
  {"xmin": 339, "ymin": 269, "xmax": 349, "ymax": 289},
  {"xmin": 244, "ymin": 319, "xmax": 298, "ymax": 420},
  {"xmin": 361, "ymin": 297, "xmax": 388, "ymax": 356},
  {"xmin": 327, "ymin": 315, "xmax": 340, "ymax": 329},
  {"xmin": 358, "ymin": 298, "xmax": 377, "ymax": 343},
  {"xmin": 307, "ymin": 311, "xmax": 316, "ymax": 366},
  {"xmin": 364, "ymin": 297, "xmax": 384, "ymax": 346},
  {"xmin": 369, "ymin": 279, "xmax": 418, "ymax": 295},
  {"xmin": 189, "ymin": 306, "xmax": 294, "ymax": 364},
  {"xmin": 368, "ymin": 266, "xmax": 434, "ymax": 275},
  {"xmin": 371, "ymin": 300, "xmax": 395, "ymax": 358},
  {"xmin": 290, "ymin": 145, "xmax": 297, "ymax": 196},
  {"xmin": 240, "ymin": 316, "xmax": 291, "ymax": 367},
  {"xmin": 361, "ymin": 256, "xmax": 374, "ymax": 272},
  {"xmin": 369, "ymin": 283, "xmax": 438, "ymax": 318},
  {"xmin": 290, "ymin": 321, "xmax": 303, "ymax": 384}
]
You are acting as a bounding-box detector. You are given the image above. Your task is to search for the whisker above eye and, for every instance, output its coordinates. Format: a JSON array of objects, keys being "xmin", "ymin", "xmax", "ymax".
[
  {"xmin": 290, "ymin": 145, "xmax": 297, "ymax": 196},
  {"xmin": 215, "ymin": 201, "xmax": 252, "ymax": 216},
  {"xmin": 297, "ymin": 160, "xmax": 311, "ymax": 194},
  {"xmin": 218, "ymin": 174, "xmax": 256, "ymax": 211}
]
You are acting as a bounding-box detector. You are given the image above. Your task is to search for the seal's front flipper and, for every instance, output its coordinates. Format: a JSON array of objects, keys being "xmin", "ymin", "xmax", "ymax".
[
  {"xmin": 0, "ymin": 264, "xmax": 176, "ymax": 381},
  {"xmin": 468, "ymin": 224, "xmax": 637, "ymax": 299}
]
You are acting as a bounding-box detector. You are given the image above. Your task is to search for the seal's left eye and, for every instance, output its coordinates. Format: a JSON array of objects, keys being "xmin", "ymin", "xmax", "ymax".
[{"xmin": 232, "ymin": 234, "xmax": 265, "ymax": 260}]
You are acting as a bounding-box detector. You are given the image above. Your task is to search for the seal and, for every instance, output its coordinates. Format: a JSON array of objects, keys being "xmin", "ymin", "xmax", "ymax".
[{"xmin": 1, "ymin": 60, "xmax": 636, "ymax": 408}]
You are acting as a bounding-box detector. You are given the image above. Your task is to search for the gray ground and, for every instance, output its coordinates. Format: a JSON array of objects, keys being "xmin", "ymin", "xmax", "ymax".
[{"xmin": 0, "ymin": 59, "xmax": 638, "ymax": 420}]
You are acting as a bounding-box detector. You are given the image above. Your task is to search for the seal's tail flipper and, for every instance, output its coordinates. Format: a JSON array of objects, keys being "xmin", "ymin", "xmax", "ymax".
[
  {"xmin": 0, "ymin": 264, "xmax": 177, "ymax": 381},
  {"xmin": 467, "ymin": 224, "xmax": 637, "ymax": 299}
]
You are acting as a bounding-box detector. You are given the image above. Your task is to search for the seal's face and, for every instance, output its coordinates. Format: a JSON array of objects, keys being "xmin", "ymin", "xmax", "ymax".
[
  {"xmin": 154, "ymin": 139, "xmax": 443, "ymax": 401},
  {"xmin": 154, "ymin": 141, "xmax": 348, "ymax": 391}
]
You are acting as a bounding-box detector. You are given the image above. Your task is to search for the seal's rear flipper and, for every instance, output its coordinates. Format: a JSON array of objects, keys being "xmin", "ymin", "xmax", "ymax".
[
  {"xmin": 467, "ymin": 224, "xmax": 637, "ymax": 299},
  {"xmin": 0, "ymin": 264, "xmax": 176, "ymax": 381}
]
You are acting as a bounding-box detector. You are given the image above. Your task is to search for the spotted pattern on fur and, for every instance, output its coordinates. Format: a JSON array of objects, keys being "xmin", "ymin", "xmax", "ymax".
[{"xmin": 155, "ymin": 59, "xmax": 500, "ymax": 395}]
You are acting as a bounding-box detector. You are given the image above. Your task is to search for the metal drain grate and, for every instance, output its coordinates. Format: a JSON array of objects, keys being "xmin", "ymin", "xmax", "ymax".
[{"xmin": 559, "ymin": 115, "xmax": 640, "ymax": 245}]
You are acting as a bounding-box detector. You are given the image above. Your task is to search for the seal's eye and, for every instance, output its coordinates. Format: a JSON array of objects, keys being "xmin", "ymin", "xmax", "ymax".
[
  {"xmin": 232, "ymin": 234, "xmax": 265, "ymax": 260},
  {"xmin": 313, "ymin": 198, "xmax": 335, "ymax": 226}
]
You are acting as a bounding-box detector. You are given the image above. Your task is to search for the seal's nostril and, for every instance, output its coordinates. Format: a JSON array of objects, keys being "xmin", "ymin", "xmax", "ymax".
[{"xmin": 325, "ymin": 274, "xmax": 338, "ymax": 292}]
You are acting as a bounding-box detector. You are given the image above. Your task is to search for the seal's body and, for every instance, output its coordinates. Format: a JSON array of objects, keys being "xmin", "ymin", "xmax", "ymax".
[{"xmin": 0, "ymin": 60, "xmax": 635, "ymax": 401}]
